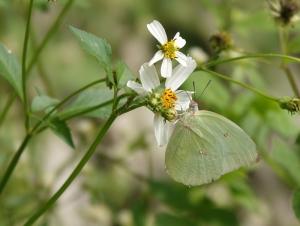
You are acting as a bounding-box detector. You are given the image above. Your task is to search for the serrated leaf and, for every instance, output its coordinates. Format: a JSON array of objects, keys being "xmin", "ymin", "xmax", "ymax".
[
  {"xmin": 49, "ymin": 118, "xmax": 75, "ymax": 149},
  {"xmin": 59, "ymin": 88, "xmax": 113, "ymax": 120},
  {"xmin": 115, "ymin": 61, "xmax": 135, "ymax": 88},
  {"xmin": 0, "ymin": 43, "xmax": 23, "ymax": 100},
  {"xmin": 70, "ymin": 26, "xmax": 113, "ymax": 83},
  {"xmin": 293, "ymin": 189, "xmax": 300, "ymax": 222},
  {"xmin": 31, "ymin": 95, "xmax": 59, "ymax": 112}
]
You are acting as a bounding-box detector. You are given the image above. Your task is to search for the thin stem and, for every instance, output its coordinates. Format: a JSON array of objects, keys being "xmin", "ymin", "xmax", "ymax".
[
  {"xmin": 0, "ymin": 94, "xmax": 16, "ymax": 127},
  {"xmin": 278, "ymin": 27, "xmax": 300, "ymax": 97},
  {"xmin": 200, "ymin": 68, "xmax": 280, "ymax": 102},
  {"xmin": 0, "ymin": 0, "xmax": 76, "ymax": 126},
  {"xmin": 0, "ymin": 79, "xmax": 105, "ymax": 194},
  {"xmin": 30, "ymin": 78, "xmax": 106, "ymax": 135},
  {"xmin": 26, "ymin": 0, "xmax": 76, "ymax": 74},
  {"xmin": 202, "ymin": 53, "xmax": 300, "ymax": 68},
  {"xmin": 0, "ymin": 134, "xmax": 32, "ymax": 194},
  {"xmin": 22, "ymin": 0, "xmax": 35, "ymax": 131},
  {"xmin": 24, "ymin": 114, "xmax": 117, "ymax": 226}
]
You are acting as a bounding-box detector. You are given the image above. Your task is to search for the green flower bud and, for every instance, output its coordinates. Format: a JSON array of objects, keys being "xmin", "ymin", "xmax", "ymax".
[
  {"xmin": 279, "ymin": 96, "xmax": 300, "ymax": 114},
  {"xmin": 161, "ymin": 108, "xmax": 177, "ymax": 121},
  {"xmin": 209, "ymin": 32, "xmax": 233, "ymax": 54}
]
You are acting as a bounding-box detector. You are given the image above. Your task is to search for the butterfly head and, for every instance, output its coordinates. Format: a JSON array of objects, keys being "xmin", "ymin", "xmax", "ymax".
[{"xmin": 189, "ymin": 100, "xmax": 199, "ymax": 113}]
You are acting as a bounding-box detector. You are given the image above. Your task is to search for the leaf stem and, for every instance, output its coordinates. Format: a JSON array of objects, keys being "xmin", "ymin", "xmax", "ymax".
[
  {"xmin": 199, "ymin": 68, "xmax": 280, "ymax": 102},
  {"xmin": 22, "ymin": 0, "xmax": 35, "ymax": 131},
  {"xmin": 202, "ymin": 53, "xmax": 300, "ymax": 68}
]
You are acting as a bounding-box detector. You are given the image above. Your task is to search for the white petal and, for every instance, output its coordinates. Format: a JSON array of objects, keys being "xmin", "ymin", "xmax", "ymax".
[
  {"xmin": 165, "ymin": 57, "xmax": 197, "ymax": 91},
  {"xmin": 147, "ymin": 20, "xmax": 168, "ymax": 45},
  {"xmin": 149, "ymin": 50, "xmax": 164, "ymax": 65},
  {"xmin": 153, "ymin": 114, "xmax": 172, "ymax": 147},
  {"xmin": 175, "ymin": 51, "xmax": 187, "ymax": 66},
  {"xmin": 139, "ymin": 63, "xmax": 160, "ymax": 91},
  {"xmin": 161, "ymin": 58, "xmax": 172, "ymax": 78},
  {"xmin": 127, "ymin": 81, "xmax": 146, "ymax": 95},
  {"xmin": 173, "ymin": 32, "xmax": 186, "ymax": 48},
  {"xmin": 175, "ymin": 90, "xmax": 193, "ymax": 111}
]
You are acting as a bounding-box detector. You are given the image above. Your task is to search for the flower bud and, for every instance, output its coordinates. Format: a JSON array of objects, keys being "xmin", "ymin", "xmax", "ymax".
[
  {"xmin": 268, "ymin": 0, "xmax": 300, "ymax": 26},
  {"xmin": 209, "ymin": 32, "xmax": 233, "ymax": 54},
  {"xmin": 162, "ymin": 108, "xmax": 177, "ymax": 121},
  {"xmin": 279, "ymin": 96, "xmax": 300, "ymax": 114}
]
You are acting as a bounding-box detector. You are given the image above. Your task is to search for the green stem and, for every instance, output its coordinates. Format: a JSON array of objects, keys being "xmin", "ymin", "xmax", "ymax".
[
  {"xmin": 22, "ymin": 0, "xmax": 35, "ymax": 131},
  {"xmin": 278, "ymin": 27, "xmax": 300, "ymax": 97},
  {"xmin": 26, "ymin": 0, "xmax": 76, "ymax": 74},
  {"xmin": 0, "ymin": 134, "xmax": 32, "ymax": 195},
  {"xmin": 0, "ymin": 0, "xmax": 76, "ymax": 127},
  {"xmin": 200, "ymin": 68, "xmax": 280, "ymax": 102},
  {"xmin": 0, "ymin": 79, "xmax": 105, "ymax": 195},
  {"xmin": 202, "ymin": 53, "xmax": 300, "ymax": 68},
  {"xmin": 0, "ymin": 94, "xmax": 16, "ymax": 127},
  {"xmin": 24, "ymin": 114, "xmax": 117, "ymax": 226},
  {"xmin": 31, "ymin": 78, "xmax": 106, "ymax": 135}
]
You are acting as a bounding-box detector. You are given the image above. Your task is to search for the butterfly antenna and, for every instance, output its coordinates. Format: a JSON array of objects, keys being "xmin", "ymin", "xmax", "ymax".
[{"xmin": 199, "ymin": 80, "xmax": 211, "ymax": 98}]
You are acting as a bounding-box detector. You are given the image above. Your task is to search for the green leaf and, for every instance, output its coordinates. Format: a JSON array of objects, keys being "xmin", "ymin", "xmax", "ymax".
[
  {"xmin": 31, "ymin": 95, "xmax": 59, "ymax": 112},
  {"xmin": 49, "ymin": 118, "xmax": 75, "ymax": 149},
  {"xmin": 69, "ymin": 26, "xmax": 113, "ymax": 83},
  {"xmin": 59, "ymin": 88, "xmax": 113, "ymax": 120},
  {"xmin": 115, "ymin": 61, "xmax": 135, "ymax": 88},
  {"xmin": 0, "ymin": 43, "xmax": 23, "ymax": 100},
  {"xmin": 293, "ymin": 189, "xmax": 300, "ymax": 222}
]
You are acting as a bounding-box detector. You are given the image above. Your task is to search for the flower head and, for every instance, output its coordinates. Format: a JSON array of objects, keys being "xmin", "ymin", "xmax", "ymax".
[
  {"xmin": 147, "ymin": 20, "xmax": 188, "ymax": 78},
  {"xmin": 127, "ymin": 57, "xmax": 196, "ymax": 146},
  {"xmin": 279, "ymin": 96, "xmax": 300, "ymax": 114},
  {"xmin": 268, "ymin": 0, "xmax": 300, "ymax": 26}
]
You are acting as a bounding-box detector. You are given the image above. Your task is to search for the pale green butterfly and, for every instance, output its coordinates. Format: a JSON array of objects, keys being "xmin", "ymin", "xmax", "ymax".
[{"xmin": 165, "ymin": 98, "xmax": 257, "ymax": 186}]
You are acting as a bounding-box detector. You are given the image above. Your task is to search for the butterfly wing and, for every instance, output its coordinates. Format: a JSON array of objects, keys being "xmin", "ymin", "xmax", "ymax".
[{"xmin": 165, "ymin": 110, "xmax": 257, "ymax": 186}]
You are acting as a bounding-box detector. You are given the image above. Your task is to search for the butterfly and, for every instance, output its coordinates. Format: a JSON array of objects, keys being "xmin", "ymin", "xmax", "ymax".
[{"xmin": 165, "ymin": 101, "xmax": 258, "ymax": 186}]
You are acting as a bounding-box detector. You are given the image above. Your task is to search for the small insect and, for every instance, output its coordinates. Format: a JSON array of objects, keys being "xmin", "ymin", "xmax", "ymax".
[{"xmin": 165, "ymin": 85, "xmax": 257, "ymax": 186}]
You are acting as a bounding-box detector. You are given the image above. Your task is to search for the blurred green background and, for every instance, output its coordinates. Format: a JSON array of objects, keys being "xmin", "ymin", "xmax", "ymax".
[{"xmin": 1, "ymin": 0, "xmax": 300, "ymax": 225}]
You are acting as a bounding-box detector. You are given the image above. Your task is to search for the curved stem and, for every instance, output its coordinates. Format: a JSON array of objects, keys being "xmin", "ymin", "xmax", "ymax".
[
  {"xmin": 30, "ymin": 78, "xmax": 106, "ymax": 135},
  {"xmin": 199, "ymin": 68, "xmax": 280, "ymax": 102},
  {"xmin": 0, "ymin": 134, "xmax": 32, "ymax": 194},
  {"xmin": 23, "ymin": 101, "xmax": 145, "ymax": 225},
  {"xmin": 24, "ymin": 114, "xmax": 117, "ymax": 226},
  {"xmin": 0, "ymin": 79, "xmax": 105, "ymax": 194},
  {"xmin": 0, "ymin": 0, "xmax": 76, "ymax": 127},
  {"xmin": 26, "ymin": 0, "xmax": 76, "ymax": 74},
  {"xmin": 22, "ymin": 0, "xmax": 35, "ymax": 131},
  {"xmin": 202, "ymin": 53, "xmax": 300, "ymax": 68}
]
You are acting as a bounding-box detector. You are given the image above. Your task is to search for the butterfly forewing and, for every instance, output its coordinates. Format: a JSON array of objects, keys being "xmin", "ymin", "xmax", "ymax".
[{"xmin": 165, "ymin": 110, "xmax": 257, "ymax": 186}]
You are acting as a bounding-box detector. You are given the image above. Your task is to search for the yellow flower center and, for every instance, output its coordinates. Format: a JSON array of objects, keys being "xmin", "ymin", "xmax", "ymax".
[
  {"xmin": 161, "ymin": 88, "xmax": 177, "ymax": 109},
  {"xmin": 162, "ymin": 40, "xmax": 178, "ymax": 59}
]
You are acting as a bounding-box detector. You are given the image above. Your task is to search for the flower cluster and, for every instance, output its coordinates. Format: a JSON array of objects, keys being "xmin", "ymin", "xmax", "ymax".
[{"xmin": 127, "ymin": 20, "xmax": 197, "ymax": 146}]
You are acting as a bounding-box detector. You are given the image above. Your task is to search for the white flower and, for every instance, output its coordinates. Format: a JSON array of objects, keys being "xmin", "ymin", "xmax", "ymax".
[
  {"xmin": 127, "ymin": 57, "xmax": 196, "ymax": 146},
  {"xmin": 147, "ymin": 20, "xmax": 188, "ymax": 78}
]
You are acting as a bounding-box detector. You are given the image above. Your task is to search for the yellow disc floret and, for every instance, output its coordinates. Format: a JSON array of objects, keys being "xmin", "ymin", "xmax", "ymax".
[
  {"xmin": 161, "ymin": 88, "xmax": 177, "ymax": 109},
  {"xmin": 162, "ymin": 40, "xmax": 178, "ymax": 59}
]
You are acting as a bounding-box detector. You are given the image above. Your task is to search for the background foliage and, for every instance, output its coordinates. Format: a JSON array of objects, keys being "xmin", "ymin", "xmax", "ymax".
[{"xmin": 0, "ymin": 0, "xmax": 300, "ymax": 225}]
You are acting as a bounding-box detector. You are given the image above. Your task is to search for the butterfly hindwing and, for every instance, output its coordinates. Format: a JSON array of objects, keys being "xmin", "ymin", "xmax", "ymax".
[{"xmin": 165, "ymin": 110, "xmax": 257, "ymax": 186}]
